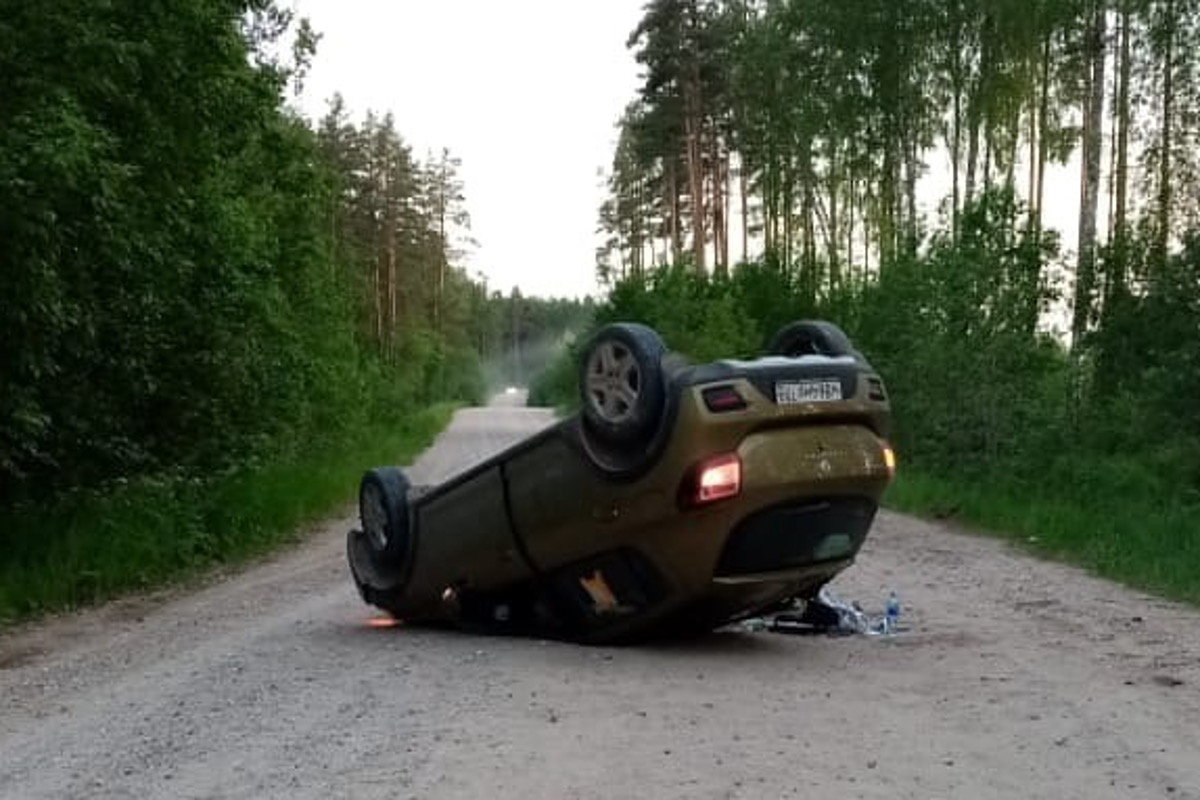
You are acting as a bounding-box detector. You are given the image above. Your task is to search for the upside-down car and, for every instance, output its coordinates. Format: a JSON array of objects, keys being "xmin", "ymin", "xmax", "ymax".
[{"xmin": 347, "ymin": 320, "xmax": 895, "ymax": 644}]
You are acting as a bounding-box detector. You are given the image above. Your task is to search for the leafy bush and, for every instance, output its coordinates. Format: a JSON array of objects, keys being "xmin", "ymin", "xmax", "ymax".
[{"xmin": 527, "ymin": 342, "xmax": 581, "ymax": 411}]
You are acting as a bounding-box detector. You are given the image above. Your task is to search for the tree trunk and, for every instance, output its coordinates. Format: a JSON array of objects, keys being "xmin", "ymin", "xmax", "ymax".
[
  {"xmin": 1073, "ymin": 1, "xmax": 1106, "ymax": 350},
  {"xmin": 862, "ymin": 188, "xmax": 871, "ymax": 281},
  {"xmin": 847, "ymin": 174, "xmax": 856, "ymax": 286},
  {"xmin": 965, "ymin": 93, "xmax": 981, "ymax": 207},
  {"xmin": 783, "ymin": 157, "xmax": 794, "ymax": 272},
  {"xmin": 1005, "ymin": 106, "xmax": 1019, "ymax": 195},
  {"xmin": 1114, "ymin": 0, "xmax": 1132, "ymax": 239},
  {"xmin": 1157, "ymin": 0, "xmax": 1174, "ymax": 260},
  {"xmin": 739, "ymin": 152, "xmax": 749, "ymax": 263},
  {"xmin": 1106, "ymin": 51, "xmax": 1118, "ymax": 246},
  {"xmin": 983, "ymin": 129, "xmax": 992, "ymax": 191},
  {"xmin": 711, "ymin": 134, "xmax": 727, "ymax": 277},
  {"xmin": 904, "ymin": 134, "xmax": 918, "ymax": 257},
  {"xmin": 1002, "ymin": 73, "xmax": 1019, "ymax": 196},
  {"xmin": 684, "ymin": 87, "xmax": 706, "ymax": 272},
  {"xmin": 952, "ymin": 55, "xmax": 963, "ymax": 239},
  {"xmin": 629, "ymin": 179, "xmax": 640, "ymax": 279},
  {"xmin": 1027, "ymin": 96, "xmax": 1038, "ymax": 226},
  {"xmin": 436, "ymin": 164, "xmax": 446, "ymax": 339},
  {"xmin": 386, "ymin": 166, "xmax": 397, "ymax": 361},
  {"xmin": 1035, "ymin": 29, "xmax": 1051, "ymax": 230},
  {"xmin": 801, "ymin": 141, "xmax": 817, "ymax": 292},
  {"xmin": 721, "ymin": 149, "xmax": 731, "ymax": 270},
  {"xmin": 685, "ymin": 0, "xmax": 706, "ymax": 273},
  {"xmin": 1103, "ymin": 0, "xmax": 1133, "ymax": 335},
  {"xmin": 828, "ymin": 144, "xmax": 840, "ymax": 288},
  {"xmin": 965, "ymin": 15, "xmax": 991, "ymax": 207},
  {"xmin": 667, "ymin": 159, "xmax": 683, "ymax": 264},
  {"xmin": 368, "ymin": 153, "xmax": 383, "ymax": 348},
  {"xmin": 765, "ymin": 141, "xmax": 779, "ymax": 261},
  {"xmin": 880, "ymin": 145, "xmax": 897, "ymax": 269}
]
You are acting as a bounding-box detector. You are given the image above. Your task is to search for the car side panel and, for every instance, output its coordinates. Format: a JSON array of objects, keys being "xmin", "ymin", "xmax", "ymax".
[
  {"xmin": 401, "ymin": 465, "xmax": 532, "ymax": 616},
  {"xmin": 503, "ymin": 431, "xmax": 678, "ymax": 576}
]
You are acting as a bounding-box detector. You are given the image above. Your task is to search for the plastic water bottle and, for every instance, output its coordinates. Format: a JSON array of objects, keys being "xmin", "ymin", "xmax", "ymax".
[{"xmin": 884, "ymin": 590, "xmax": 901, "ymax": 634}]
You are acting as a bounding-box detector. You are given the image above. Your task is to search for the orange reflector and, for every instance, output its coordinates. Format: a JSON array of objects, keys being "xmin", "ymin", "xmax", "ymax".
[
  {"xmin": 365, "ymin": 615, "xmax": 401, "ymax": 629},
  {"xmin": 695, "ymin": 453, "xmax": 742, "ymax": 504},
  {"xmin": 882, "ymin": 444, "xmax": 897, "ymax": 479}
]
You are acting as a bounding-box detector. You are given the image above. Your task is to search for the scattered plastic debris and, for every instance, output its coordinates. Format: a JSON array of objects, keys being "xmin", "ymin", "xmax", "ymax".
[
  {"xmin": 740, "ymin": 587, "xmax": 908, "ymax": 638},
  {"xmin": 884, "ymin": 589, "xmax": 901, "ymax": 634},
  {"xmin": 814, "ymin": 586, "xmax": 875, "ymax": 635}
]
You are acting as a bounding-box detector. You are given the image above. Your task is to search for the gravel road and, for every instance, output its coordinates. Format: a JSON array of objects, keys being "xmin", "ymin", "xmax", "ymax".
[{"xmin": 2, "ymin": 392, "xmax": 1199, "ymax": 800}]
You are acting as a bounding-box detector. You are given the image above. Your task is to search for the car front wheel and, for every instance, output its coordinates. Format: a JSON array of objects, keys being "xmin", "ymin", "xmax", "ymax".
[
  {"xmin": 578, "ymin": 322, "xmax": 668, "ymax": 450},
  {"xmin": 358, "ymin": 466, "xmax": 412, "ymax": 564},
  {"xmin": 765, "ymin": 319, "xmax": 860, "ymax": 360}
]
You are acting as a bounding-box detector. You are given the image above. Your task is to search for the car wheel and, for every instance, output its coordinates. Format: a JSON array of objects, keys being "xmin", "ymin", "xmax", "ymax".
[
  {"xmin": 358, "ymin": 466, "xmax": 411, "ymax": 564},
  {"xmin": 578, "ymin": 322, "xmax": 668, "ymax": 448},
  {"xmin": 765, "ymin": 320, "xmax": 859, "ymax": 359}
]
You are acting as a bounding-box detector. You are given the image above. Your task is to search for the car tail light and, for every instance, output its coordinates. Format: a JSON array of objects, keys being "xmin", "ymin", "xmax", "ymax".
[
  {"xmin": 683, "ymin": 452, "xmax": 742, "ymax": 507},
  {"xmin": 882, "ymin": 443, "xmax": 897, "ymax": 479},
  {"xmin": 701, "ymin": 385, "xmax": 747, "ymax": 412}
]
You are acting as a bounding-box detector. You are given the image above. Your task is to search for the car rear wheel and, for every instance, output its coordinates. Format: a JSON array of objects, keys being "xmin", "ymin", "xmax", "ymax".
[
  {"xmin": 358, "ymin": 466, "xmax": 411, "ymax": 564},
  {"xmin": 765, "ymin": 320, "xmax": 859, "ymax": 360},
  {"xmin": 578, "ymin": 322, "xmax": 667, "ymax": 449}
]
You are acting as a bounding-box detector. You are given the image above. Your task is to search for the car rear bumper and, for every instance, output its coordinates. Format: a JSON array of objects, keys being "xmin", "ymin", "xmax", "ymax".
[
  {"xmin": 616, "ymin": 424, "xmax": 889, "ymax": 630},
  {"xmin": 712, "ymin": 495, "xmax": 878, "ymax": 578},
  {"xmin": 526, "ymin": 426, "xmax": 891, "ymax": 642}
]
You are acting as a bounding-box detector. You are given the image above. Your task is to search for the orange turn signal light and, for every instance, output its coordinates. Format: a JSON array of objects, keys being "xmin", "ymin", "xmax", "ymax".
[{"xmin": 882, "ymin": 444, "xmax": 897, "ymax": 479}]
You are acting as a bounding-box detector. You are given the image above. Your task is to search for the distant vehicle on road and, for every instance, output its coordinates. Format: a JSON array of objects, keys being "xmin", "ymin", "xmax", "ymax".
[{"xmin": 348, "ymin": 320, "xmax": 895, "ymax": 643}]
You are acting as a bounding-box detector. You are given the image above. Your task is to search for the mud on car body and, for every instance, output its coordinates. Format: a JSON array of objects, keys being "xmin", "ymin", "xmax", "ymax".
[{"xmin": 347, "ymin": 320, "xmax": 895, "ymax": 644}]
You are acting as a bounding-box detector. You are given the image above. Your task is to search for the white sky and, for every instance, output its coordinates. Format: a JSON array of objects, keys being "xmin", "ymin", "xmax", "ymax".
[
  {"xmin": 291, "ymin": 0, "xmax": 1088, "ymax": 310},
  {"xmin": 293, "ymin": 0, "xmax": 645, "ymax": 300}
]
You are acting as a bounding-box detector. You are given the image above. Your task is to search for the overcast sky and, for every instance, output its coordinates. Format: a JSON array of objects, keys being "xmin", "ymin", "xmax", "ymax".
[
  {"xmin": 291, "ymin": 1, "xmax": 1085, "ymax": 310},
  {"xmin": 293, "ymin": 0, "xmax": 646, "ymax": 300}
]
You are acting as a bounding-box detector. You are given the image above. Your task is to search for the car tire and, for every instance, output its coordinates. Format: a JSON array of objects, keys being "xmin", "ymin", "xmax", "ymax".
[
  {"xmin": 765, "ymin": 320, "xmax": 859, "ymax": 360},
  {"xmin": 358, "ymin": 466, "xmax": 411, "ymax": 565},
  {"xmin": 578, "ymin": 322, "xmax": 668, "ymax": 448}
]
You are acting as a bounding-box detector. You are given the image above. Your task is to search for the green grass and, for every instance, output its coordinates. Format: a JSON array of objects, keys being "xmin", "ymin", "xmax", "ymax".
[
  {"xmin": 0, "ymin": 404, "xmax": 456, "ymax": 626},
  {"xmin": 884, "ymin": 468, "xmax": 1200, "ymax": 606}
]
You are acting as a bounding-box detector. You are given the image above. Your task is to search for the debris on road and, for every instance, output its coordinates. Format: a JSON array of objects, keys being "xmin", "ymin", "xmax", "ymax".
[{"xmin": 740, "ymin": 586, "xmax": 908, "ymax": 638}]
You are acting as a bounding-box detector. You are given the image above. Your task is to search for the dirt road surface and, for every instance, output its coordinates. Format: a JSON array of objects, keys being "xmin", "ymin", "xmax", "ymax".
[{"xmin": 2, "ymin": 393, "xmax": 1199, "ymax": 800}]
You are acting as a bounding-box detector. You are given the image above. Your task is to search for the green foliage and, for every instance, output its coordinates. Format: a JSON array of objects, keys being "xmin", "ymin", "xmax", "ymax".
[
  {"xmin": 0, "ymin": 1, "xmax": 362, "ymax": 494},
  {"xmin": 526, "ymin": 340, "xmax": 581, "ymax": 412},
  {"xmin": 886, "ymin": 469, "xmax": 1200, "ymax": 606},
  {"xmin": 598, "ymin": 263, "xmax": 775, "ymax": 360},
  {"xmin": 0, "ymin": 405, "xmax": 454, "ymax": 624}
]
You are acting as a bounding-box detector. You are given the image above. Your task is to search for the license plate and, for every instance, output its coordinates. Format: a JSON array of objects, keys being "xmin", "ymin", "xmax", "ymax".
[{"xmin": 775, "ymin": 378, "xmax": 843, "ymax": 404}]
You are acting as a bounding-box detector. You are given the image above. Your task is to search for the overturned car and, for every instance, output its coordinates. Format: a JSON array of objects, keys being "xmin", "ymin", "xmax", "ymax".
[{"xmin": 347, "ymin": 320, "xmax": 895, "ymax": 644}]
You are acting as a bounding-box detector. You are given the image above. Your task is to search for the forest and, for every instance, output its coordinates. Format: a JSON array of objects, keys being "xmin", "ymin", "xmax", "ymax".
[
  {"xmin": 552, "ymin": 0, "xmax": 1200, "ymax": 602},
  {"xmin": 0, "ymin": 1, "xmax": 588, "ymax": 621},
  {"xmin": 4, "ymin": 0, "xmax": 1198, "ymax": 621}
]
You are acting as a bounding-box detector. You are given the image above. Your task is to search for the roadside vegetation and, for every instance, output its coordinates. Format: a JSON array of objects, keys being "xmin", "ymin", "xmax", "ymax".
[
  {"xmin": 533, "ymin": 0, "xmax": 1200, "ymax": 605},
  {"xmin": 0, "ymin": 2, "xmax": 588, "ymax": 624}
]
